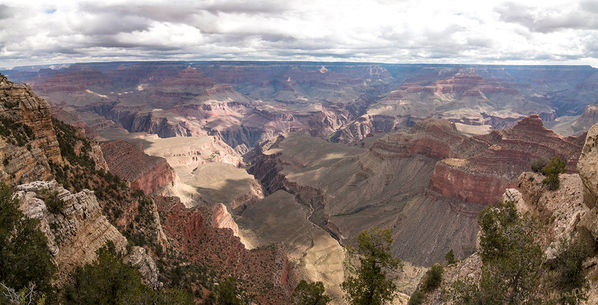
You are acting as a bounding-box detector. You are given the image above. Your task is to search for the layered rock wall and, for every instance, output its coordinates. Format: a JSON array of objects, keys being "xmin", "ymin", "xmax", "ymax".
[
  {"xmin": 15, "ymin": 181, "xmax": 128, "ymax": 285},
  {"xmin": 160, "ymin": 199, "xmax": 294, "ymax": 304},
  {"xmin": 0, "ymin": 73, "xmax": 62, "ymax": 185},
  {"xmin": 100, "ymin": 140, "xmax": 175, "ymax": 195},
  {"xmin": 429, "ymin": 115, "xmax": 584, "ymax": 205}
]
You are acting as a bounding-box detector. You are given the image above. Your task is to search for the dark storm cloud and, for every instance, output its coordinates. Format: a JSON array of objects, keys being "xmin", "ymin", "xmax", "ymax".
[{"xmin": 496, "ymin": 2, "xmax": 598, "ymax": 33}]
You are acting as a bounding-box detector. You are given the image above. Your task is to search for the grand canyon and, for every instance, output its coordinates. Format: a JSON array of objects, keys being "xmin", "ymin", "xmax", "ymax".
[{"xmin": 2, "ymin": 61, "xmax": 598, "ymax": 303}]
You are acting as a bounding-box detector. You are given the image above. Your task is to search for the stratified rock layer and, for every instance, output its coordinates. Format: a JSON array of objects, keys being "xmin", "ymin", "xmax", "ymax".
[
  {"xmin": 0, "ymin": 74, "xmax": 62, "ymax": 184},
  {"xmin": 159, "ymin": 198, "xmax": 294, "ymax": 305},
  {"xmin": 428, "ymin": 115, "xmax": 584, "ymax": 205},
  {"xmin": 100, "ymin": 140, "xmax": 175, "ymax": 195},
  {"xmin": 15, "ymin": 181, "xmax": 128, "ymax": 285}
]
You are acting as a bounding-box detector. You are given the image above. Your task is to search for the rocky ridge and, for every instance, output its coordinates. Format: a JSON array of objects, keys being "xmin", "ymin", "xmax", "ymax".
[
  {"xmin": 14, "ymin": 180, "xmax": 159, "ymax": 288},
  {"xmin": 100, "ymin": 140, "xmax": 175, "ymax": 195},
  {"xmin": 427, "ymin": 115, "xmax": 584, "ymax": 205},
  {"xmin": 0, "ymin": 74, "xmax": 62, "ymax": 184},
  {"xmin": 417, "ymin": 120, "xmax": 598, "ymax": 304},
  {"xmin": 10, "ymin": 63, "xmax": 598, "ymax": 151},
  {"xmin": 0, "ymin": 72, "xmax": 295, "ymax": 304}
]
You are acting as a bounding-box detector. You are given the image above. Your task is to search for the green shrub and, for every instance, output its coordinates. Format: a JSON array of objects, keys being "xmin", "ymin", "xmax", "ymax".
[
  {"xmin": 0, "ymin": 183, "xmax": 56, "ymax": 302},
  {"xmin": 421, "ymin": 264, "xmax": 443, "ymax": 292},
  {"xmin": 52, "ymin": 118, "xmax": 96, "ymax": 169},
  {"xmin": 0, "ymin": 117, "xmax": 35, "ymax": 147},
  {"xmin": 552, "ymin": 236, "xmax": 590, "ymax": 303},
  {"xmin": 542, "ymin": 156, "xmax": 566, "ymax": 191},
  {"xmin": 407, "ymin": 290, "xmax": 424, "ymax": 305},
  {"xmin": 64, "ymin": 241, "xmax": 192, "ymax": 305},
  {"xmin": 41, "ymin": 190, "xmax": 64, "ymax": 214},
  {"xmin": 291, "ymin": 280, "xmax": 331, "ymax": 305},
  {"xmin": 445, "ymin": 249, "xmax": 456, "ymax": 265},
  {"xmin": 530, "ymin": 158, "xmax": 548, "ymax": 173},
  {"xmin": 205, "ymin": 277, "xmax": 250, "ymax": 305}
]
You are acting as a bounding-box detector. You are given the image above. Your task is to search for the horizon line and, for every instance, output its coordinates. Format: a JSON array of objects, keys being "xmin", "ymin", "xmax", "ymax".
[{"xmin": 2, "ymin": 59, "xmax": 596, "ymax": 71}]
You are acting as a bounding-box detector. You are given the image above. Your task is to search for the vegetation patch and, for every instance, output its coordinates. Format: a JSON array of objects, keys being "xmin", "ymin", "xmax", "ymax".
[
  {"xmin": 0, "ymin": 183, "xmax": 56, "ymax": 304},
  {"xmin": 64, "ymin": 241, "xmax": 192, "ymax": 305},
  {"xmin": 0, "ymin": 116, "xmax": 35, "ymax": 147},
  {"xmin": 52, "ymin": 118, "xmax": 96, "ymax": 169},
  {"xmin": 40, "ymin": 189, "xmax": 65, "ymax": 214}
]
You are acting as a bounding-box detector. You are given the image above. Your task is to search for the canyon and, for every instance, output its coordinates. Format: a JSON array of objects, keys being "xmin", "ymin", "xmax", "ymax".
[
  {"xmin": 6, "ymin": 63, "xmax": 598, "ymax": 149},
  {"xmin": 417, "ymin": 120, "xmax": 598, "ymax": 304},
  {"xmin": 0, "ymin": 73, "xmax": 294, "ymax": 304},
  {"xmin": 2, "ymin": 61, "xmax": 598, "ymax": 303}
]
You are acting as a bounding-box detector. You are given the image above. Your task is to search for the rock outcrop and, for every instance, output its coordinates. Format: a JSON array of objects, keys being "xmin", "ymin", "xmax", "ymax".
[
  {"xmin": 429, "ymin": 115, "xmax": 584, "ymax": 205},
  {"xmin": 578, "ymin": 122, "xmax": 598, "ymax": 209},
  {"xmin": 0, "ymin": 74, "xmax": 61, "ymax": 163},
  {"xmin": 211, "ymin": 203, "xmax": 240, "ymax": 237},
  {"xmin": 123, "ymin": 246, "xmax": 161, "ymax": 289},
  {"xmin": 0, "ymin": 73, "xmax": 62, "ymax": 185},
  {"xmin": 15, "ymin": 180, "xmax": 128, "ymax": 285},
  {"xmin": 572, "ymin": 104, "xmax": 598, "ymax": 135},
  {"xmin": 159, "ymin": 198, "xmax": 294, "ymax": 304},
  {"xmin": 100, "ymin": 140, "xmax": 175, "ymax": 195}
]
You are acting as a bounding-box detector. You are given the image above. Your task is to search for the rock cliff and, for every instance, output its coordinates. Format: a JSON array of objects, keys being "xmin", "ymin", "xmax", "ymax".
[
  {"xmin": 429, "ymin": 115, "xmax": 584, "ymax": 205},
  {"xmin": 159, "ymin": 198, "xmax": 294, "ymax": 304},
  {"xmin": 15, "ymin": 181, "xmax": 127, "ymax": 285},
  {"xmin": 0, "ymin": 74, "xmax": 62, "ymax": 184},
  {"xmin": 100, "ymin": 140, "xmax": 175, "ymax": 195},
  {"xmin": 572, "ymin": 104, "xmax": 598, "ymax": 135},
  {"xmin": 417, "ymin": 120, "xmax": 598, "ymax": 304}
]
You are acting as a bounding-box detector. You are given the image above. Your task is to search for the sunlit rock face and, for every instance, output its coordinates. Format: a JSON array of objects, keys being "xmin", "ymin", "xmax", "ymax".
[
  {"xmin": 100, "ymin": 140, "xmax": 175, "ymax": 195},
  {"xmin": 15, "ymin": 181, "xmax": 129, "ymax": 285},
  {"xmin": 429, "ymin": 115, "xmax": 584, "ymax": 205}
]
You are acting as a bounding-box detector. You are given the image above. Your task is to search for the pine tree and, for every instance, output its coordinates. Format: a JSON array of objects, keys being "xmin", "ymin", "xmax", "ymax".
[
  {"xmin": 292, "ymin": 280, "xmax": 331, "ymax": 305},
  {"xmin": 341, "ymin": 227, "xmax": 402, "ymax": 305},
  {"xmin": 0, "ymin": 183, "xmax": 55, "ymax": 303}
]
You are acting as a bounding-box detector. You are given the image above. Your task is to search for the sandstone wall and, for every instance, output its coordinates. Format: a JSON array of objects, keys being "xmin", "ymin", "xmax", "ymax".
[
  {"xmin": 0, "ymin": 73, "xmax": 63, "ymax": 185},
  {"xmin": 15, "ymin": 181, "xmax": 128, "ymax": 284},
  {"xmin": 100, "ymin": 140, "xmax": 175, "ymax": 195}
]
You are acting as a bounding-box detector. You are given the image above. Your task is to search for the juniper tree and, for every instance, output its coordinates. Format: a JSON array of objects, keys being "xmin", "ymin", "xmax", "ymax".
[{"xmin": 341, "ymin": 227, "xmax": 402, "ymax": 305}]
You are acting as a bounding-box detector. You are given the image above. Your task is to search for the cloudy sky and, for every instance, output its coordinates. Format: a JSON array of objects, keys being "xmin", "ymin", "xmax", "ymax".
[{"xmin": 0, "ymin": 0, "xmax": 597, "ymax": 68}]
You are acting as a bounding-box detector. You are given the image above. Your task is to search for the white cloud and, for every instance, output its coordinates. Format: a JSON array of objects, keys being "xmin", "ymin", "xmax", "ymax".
[{"xmin": 0, "ymin": 0, "xmax": 596, "ymax": 68}]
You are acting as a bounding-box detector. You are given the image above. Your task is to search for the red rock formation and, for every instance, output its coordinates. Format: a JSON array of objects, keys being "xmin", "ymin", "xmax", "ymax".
[
  {"xmin": 369, "ymin": 119, "xmax": 483, "ymax": 160},
  {"xmin": 429, "ymin": 159, "xmax": 514, "ymax": 205},
  {"xmin": 211, "ymin": 203, "xmax": 240, "ymax": 236},
  {"xmin": 572, "ymin": 104, "xmax": 598, "ymax": 135},
  {"xmin": 31, "ymin": 68, "xmax": 112, "ymax": 94},
  {"xmin": 159, "ymin": 198, "xmax": 294, "ymax": 304},
  {"xmin": 100, "ymin": 140, "xmax": 175, "ymax": 195},
  {"xmin": 427, "ymin": 115, "xmax": 584, "ymax": 205}
]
